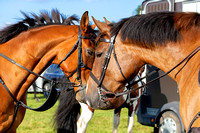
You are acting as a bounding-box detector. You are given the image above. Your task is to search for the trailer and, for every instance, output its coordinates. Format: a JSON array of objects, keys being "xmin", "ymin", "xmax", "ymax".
[
  {"xmin": 136, "ymin": 65, "xmax": 185, "ymax": 132},
  {"xmin": 141, "ymin": 0, "xmax": 200, "ymax": 14},
  {"xmin": 137, "ymin": 1, "xmax": 200, "ymax": 132}
]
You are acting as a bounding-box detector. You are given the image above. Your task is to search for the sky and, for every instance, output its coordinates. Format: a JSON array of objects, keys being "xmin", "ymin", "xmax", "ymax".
[{"xmin": 0, "ymin": 0, "xmax": 143, "ymax": 28}]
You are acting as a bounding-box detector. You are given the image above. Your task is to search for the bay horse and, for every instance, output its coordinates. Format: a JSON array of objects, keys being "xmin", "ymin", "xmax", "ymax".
[
  {"xmin": 0, "ymin": 9, "xmax": 96, "ymax": 133},
  {"xmin": 86, "ymin": 12, "xmax": 200, "ymax": 132}
]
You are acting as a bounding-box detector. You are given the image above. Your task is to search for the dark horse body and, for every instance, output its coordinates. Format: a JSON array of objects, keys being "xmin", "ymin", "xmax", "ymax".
[
  {"xmin": 0, "ymin": 9, "xmax": 96, "ymax": 132},
  {"xmin": 86, "ymin": 12, "xmax": 200, "ymax": 132}
]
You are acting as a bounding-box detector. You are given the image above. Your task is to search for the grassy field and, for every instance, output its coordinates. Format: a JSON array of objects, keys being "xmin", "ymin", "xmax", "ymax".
[{"xmin": 17, "ymin": 93, "xmax": 153, "ymax": 133}]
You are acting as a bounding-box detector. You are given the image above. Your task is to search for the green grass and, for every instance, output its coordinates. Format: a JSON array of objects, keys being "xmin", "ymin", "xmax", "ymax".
[{"xmin": 17, "ymin": 93, "xmax": 153, "ymax": 133}]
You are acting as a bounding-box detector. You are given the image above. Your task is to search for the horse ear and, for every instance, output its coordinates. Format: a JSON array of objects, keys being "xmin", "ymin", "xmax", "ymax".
[
  {"xmin": 80, "ymin": 11, "xmax": 89, "ymax": 33},
  {"xmin": 103, "ymin": 17, "xmax": 111, "ymax": 24},
  {"xmin": 91, "ymin": 24, "xmax": 96, "ymax": 30},
  {"xmin": 92, "ymin": 16, "xmax": 110, "ymax": 34}
]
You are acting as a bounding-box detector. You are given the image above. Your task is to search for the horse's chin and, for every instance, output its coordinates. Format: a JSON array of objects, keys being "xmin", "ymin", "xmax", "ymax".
[
  {"xmin": 86, "ymin": 99, "xmax": 112, "ymax": 110},
  {"xmin": 86, "ymin": 96, "xmax": 125, "ymax": 110},
  {"xmin": 75, "ymin": 86, "xmax": 86, "ymax": 103},
  {"xmin": 86, "ymin": 85, "xmax": 127, "ymax": 110}
]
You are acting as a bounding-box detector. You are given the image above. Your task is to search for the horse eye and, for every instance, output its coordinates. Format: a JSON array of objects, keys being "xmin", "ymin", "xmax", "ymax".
[
  {"xmin": 96, "ymin": 53, "xmax": 103, "ymax": 58},
  {"xmin": 87, "ymin": 50, "xmax": 94, "ymax": 56}
]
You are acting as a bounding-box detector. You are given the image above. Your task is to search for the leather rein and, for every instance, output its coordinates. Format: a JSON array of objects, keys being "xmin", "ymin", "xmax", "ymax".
[{"xmin": 0, "ymin": 26, "xmax": 93, "ymax": 132}]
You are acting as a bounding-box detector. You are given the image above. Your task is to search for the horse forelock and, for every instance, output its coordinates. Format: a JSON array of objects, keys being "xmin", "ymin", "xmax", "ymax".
[
  {"xmin": 0, "ymin": 9, "xmax": 80, "ymax": 44},
  {"xmin": 111, "ymin": 12, "xmax": 200, "ymax": 48}
]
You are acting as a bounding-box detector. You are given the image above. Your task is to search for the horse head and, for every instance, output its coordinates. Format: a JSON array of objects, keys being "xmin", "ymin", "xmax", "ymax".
[
  {"xmin": 85, "ymin": 17, "xmax": 144, "ymax": 109},
  {"xmin": 54, "ymin": 11, "xmax": 96, "ymax": 102}
]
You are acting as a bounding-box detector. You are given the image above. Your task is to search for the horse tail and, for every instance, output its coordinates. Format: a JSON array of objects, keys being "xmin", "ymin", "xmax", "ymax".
[{"xmin": 54, "ymin": 75, "xmax": 80, "ymax": 133}]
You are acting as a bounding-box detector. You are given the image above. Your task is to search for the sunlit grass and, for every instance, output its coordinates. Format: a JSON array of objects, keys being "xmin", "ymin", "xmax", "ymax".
[{"xmin": 17, "ymin": 93, "xmax": 153, "ymax": 133}]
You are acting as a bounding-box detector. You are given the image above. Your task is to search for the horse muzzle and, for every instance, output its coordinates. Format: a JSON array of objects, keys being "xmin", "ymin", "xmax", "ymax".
[
  {"xmin": 86, "ymin": 86, "xmax": 126, "ymax": 110},
  {"xmin": 75, "ymin": 85, "xmax": 86, "ymax": 103},
  {"xmin": 85, "ymin": 87, "xmax": 112, "ymax": 109}
]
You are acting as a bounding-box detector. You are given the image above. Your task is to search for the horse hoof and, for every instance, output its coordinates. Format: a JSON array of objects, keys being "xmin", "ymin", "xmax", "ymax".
[{"xmin": 35, "ymin": 98, "xmax": 39, "ymax": 102}]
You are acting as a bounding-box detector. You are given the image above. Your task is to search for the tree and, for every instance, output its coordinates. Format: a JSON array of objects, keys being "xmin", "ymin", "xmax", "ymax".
[{"xmin": 133, "ymin": 5, "xmax": 142, "ymax": 15}]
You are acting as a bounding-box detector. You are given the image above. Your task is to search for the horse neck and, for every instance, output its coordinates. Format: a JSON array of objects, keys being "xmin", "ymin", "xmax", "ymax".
[
  {"xmin": 1, "ymin": 25, "xmax": 78, "ymax": 59},
  {"xmin": 124, "ymin": 43, "xmax": 189, "ymax": 80},
  {"xmin": 132, "ymin": 42, "xmax": 199, "ymax": 82},
  {"xmin": 3, "ymin": 25, "xmax": 79, "ymax": 78},
  {"xmin": 0, "ymin": 25, "xmax": 79, "ymax": 99},
  {"xmin": 22, "ymin": 25, "xmax": 78, "ymax": 60}
]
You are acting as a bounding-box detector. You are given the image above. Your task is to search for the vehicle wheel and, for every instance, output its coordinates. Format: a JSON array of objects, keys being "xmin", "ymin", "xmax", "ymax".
[
  {"xmin": 43, "ymin": 83, "xmax": 51, "ymax": 98},
  {"xmin": 157, "ymin": 111, "xmax": 182, "ymax": 133}
]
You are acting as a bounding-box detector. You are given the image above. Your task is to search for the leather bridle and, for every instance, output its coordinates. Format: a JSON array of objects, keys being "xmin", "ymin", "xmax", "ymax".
[
  {"xmin": 91, "ymin": 33, "xmax": 200, "ymax": 132},
  {"xmin": 91, "ymin": 34, "xmax": 200, "ymax": 102},
  {"xmin": 90, "ymin": 35, "xmax": 131, "ymax": 101},
  {"xmin": 58, "ymin": 27, "xmax": 93, "ymax": 87}
]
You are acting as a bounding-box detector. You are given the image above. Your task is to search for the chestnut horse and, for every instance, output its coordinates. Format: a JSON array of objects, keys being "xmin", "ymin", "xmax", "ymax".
[
  {"xmin": 0, "ymin": 9, "xmax": 96, "ymax": 132},
  {"xmin": 86, "ymin": 12, "xmax": 200, "ymax": 132}
]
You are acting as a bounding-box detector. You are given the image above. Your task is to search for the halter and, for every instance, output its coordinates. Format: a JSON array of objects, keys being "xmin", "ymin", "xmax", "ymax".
[{"xmin": 0, "ymin": 26, "xmax": 94, "ymax": 132}]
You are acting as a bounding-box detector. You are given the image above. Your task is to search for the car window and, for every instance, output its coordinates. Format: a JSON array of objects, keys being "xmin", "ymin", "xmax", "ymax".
[{"xmin": 45, "ymin": 64, "xmax": 64, "ymax": 74}]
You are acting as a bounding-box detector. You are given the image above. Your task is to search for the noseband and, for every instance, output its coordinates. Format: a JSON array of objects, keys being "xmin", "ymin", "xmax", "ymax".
[{"xmin": 58, "ymin": 27, "xmax": 93, "ymax": 87}]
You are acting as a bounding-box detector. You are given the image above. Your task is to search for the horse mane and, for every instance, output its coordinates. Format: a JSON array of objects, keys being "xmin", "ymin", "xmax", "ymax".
[
  {"xmin": 110, "ymin": 12, "xmax": 200, "ymax": 48},
  {"xmin": 0, "ymin": 9, "xmax": 79, "ymax": 44}
]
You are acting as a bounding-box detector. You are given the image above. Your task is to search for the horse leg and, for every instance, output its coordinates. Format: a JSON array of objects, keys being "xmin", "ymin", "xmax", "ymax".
[
  {"xmin": 128, "ymin": 99, "xmax": 139, "ymax": 133},
  {"xmin": 113, "ymin": 108, "xmax": 121, "ymax": 133},
  {"xmin": 32, "ymin": 83, "xmax": 39, "ymax": 102},
  {"xmin": 77, "ymin": 103, "xmax": 94, "ymax": 133},
  {"xmin": 127, "ymin": 105, "xmax": 134, "ymax": 133}
]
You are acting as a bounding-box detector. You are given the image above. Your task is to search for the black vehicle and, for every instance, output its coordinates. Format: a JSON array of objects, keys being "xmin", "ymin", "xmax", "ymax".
[
  {"xmin": 42, "ymin": 64, "xmax": 64, "ymax": 97},
  {"xmin": 136, "ymin": 64, "xmax": 185, "ymax": 133}
]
